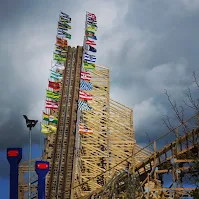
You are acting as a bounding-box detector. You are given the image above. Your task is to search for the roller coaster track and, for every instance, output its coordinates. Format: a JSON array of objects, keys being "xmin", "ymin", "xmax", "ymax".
[
  {"xmin": 46, "ymin": 46, "xmax": 83, "ymax": 199},
  {"xmin": 136, "ymin": 128, "xmax": 199, "ymax": 176},
  {"xmin": 84, "ymin": 115, "xmax": 199, "ymax": 199}
]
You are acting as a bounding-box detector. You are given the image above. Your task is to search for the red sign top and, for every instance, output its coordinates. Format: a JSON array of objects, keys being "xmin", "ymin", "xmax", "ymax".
[
  {"xmin": 37, "ymin": 163, "xmax": 49, "ymax": 170},
  {"xmin": 7, "ymin": 150, "xmax": 19, "ymax": 157}
]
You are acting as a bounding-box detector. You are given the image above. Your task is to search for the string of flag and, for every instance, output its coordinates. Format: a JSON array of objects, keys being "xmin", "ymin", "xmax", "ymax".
[
  {"xmin": 78, "ymin": 11, "xmax": 98, "ymax": 112},
  {"xmin": 41, "ymin": 12, "xmax": 72, "ymax": 134},
  {"xmin": 77, "ymin": 11, "xmax": 98, "ymax": 135},
  {"xmin": 83, "ymin": 12, "xmax": 97, "ymax": 71}
]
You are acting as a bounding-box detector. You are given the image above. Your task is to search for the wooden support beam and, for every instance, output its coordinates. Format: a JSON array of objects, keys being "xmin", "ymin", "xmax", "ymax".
[
  {"xmin": 156, "ymin": 167, "xmax": 191, "ymax": 173},
  {"xmin": 174, "ymin": 159, "xmax": 194, "ymax": 163}
]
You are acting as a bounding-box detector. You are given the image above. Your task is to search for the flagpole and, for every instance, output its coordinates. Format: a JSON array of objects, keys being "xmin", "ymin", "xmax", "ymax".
[
  {"xmin": 39, "ymin": 121, "xmax": 43, "ymax": 160},
  {"xmin": 28, "ymin": 127, "xmax": 32, "ymax": 199},
  {"xmin": 74, "ymin": 11, "xmax": 88, "ymax": 177},
  {"xmin": 23, "ymin": 115, "xmax": 38, "ymax": 199}
]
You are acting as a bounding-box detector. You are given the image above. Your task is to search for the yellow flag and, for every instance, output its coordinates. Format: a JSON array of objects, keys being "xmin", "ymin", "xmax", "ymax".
[
  {"xmin": 41, "ymin": 124, "xmax": 48, "ymax": 134},
  {"xmin": 41, "ymin": 124, "xmax": 57, "ymax": 134},
  {"xmin": 87, "ymin": 26, "xmax": 97, "ymax": 32}
]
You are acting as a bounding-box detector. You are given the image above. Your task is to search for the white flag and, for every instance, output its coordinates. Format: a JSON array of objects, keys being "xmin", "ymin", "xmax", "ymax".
[{"xmin": 84, "ymin": 52, "xmax": 96, "ymax": 63}]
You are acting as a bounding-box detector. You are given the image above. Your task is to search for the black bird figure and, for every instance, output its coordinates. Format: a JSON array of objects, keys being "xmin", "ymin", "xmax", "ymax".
[{"xmin": 23, "ymin": 115, "xmax": 38, "ymax": 129}]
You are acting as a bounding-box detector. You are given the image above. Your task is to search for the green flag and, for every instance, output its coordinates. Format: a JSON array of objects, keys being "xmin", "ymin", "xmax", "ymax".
[
  {"xmin": 83, "ymin": 62, "xmax": 95, "ymax": 70},
  {"xmin": 53, "ymin": 53, "xmax": 66, "ymax": 61}
]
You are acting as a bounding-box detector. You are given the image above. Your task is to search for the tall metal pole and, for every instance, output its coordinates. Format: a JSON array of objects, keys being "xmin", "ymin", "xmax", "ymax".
[
  {"xmin": 28, "ymin": 128, "xmax": 32, "ymax": 199},
  {"xmin": 23, "ymin": 115, "xmax": 38, "ymax": 199}
]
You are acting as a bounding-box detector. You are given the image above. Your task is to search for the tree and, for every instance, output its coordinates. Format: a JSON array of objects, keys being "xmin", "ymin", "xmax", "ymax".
[{"xmin": 163, "ymin": 72, "xmax": 199, "ymax": 198}]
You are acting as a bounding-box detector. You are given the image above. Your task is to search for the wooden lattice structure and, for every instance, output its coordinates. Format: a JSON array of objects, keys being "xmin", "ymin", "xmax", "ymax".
[
  {"xmin": 73, "ymin": 66, "xmax": 111, "ymax": 198},
  {"xmin": 45, "ymin": 46, "xmax": 83, "ymax": 199},
  {"xmin": 18, "ymin": 50, "xmax": 137, "ymax": 199},
  {"xmin": 108, "ymin": 99, "xmax": 135, "ymax": 173},
  {"xmin": 18, "ymin": 46, "xmax": 83, "ymax": 199},
  {"xmin": 85, "ymin": 115, "xmax": 199, "ymax": 199},
  {"xmin": 72, "ymin": 66, "xmax": 137, "ymax": 198},
  {"xmin": 18, "ymin": 43, "xmax": 199, "ymax": 199},
  {"xmin": 18, "ymin": 158, "xmax": 39, "ymax": 198}
]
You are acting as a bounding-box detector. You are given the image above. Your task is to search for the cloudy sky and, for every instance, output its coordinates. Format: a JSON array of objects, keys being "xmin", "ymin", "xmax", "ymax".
[{"xmin": 1, "ymin": 0, "xmax": 199, "ymax": 197}]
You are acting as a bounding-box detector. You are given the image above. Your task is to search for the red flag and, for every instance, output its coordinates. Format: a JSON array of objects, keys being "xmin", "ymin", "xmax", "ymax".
[
  {"xmin": 48, "ymin": 81, "xmax": 60, "ymax": 90},
  {"xmin": 85, "ymin": 39, "xmax": 96, "ymax": 46},
  {"xmin": 78, "ymin": 123, "xmax": 93, "ymax": 135},
  {"xmin": 87, "ymin": 12, "xmax": 96, "ymax": 21},
  {"xmin": 56, "ymin": 37, "xmax": 68, "ymax": 47},
  {"xmin": 46, "ymin": 100, "xmax": 59, "ymax": 109},
  {"xmin": 79, "ymin": 90, "xmax": 93, "ymax": 100},
  {"xmin": 81, "ymin": 71, "xmax": 91, "ymax": 81}
]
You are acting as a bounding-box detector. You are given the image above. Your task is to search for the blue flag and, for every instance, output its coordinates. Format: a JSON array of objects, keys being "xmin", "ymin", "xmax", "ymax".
[
  {"xmin": 80, "ymin": 80, "xmax": 92, "ymax": 90},
  {"xmin": 78, "ymin": 100, "xmax": 92, "ymax": 111},
  {"xmin": 85, "ymin": 45, "xmax": 97, "ymax": 53}
]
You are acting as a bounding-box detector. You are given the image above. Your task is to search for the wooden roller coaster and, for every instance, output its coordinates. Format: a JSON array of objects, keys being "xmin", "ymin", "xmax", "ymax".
[
  {"xmin": 84, "ymin": 117, "xmax": 199, "ymax": 199},
  {"xmin": 18, "ymin": 45, "xmax": 199, "ymax": 199}
]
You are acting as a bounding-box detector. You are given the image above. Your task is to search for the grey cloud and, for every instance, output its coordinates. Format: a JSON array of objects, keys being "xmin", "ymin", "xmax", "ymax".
[
  {"xmin": 0, "ymin": 0, "xmax": 86, "ymax": 172},
  {"xmin": 0, "ymin": 0, "xmax": 199, "ymax": 179},
  {"xmin": 102, "ymin": 0, "xmax": 199, "ymax": 145}
]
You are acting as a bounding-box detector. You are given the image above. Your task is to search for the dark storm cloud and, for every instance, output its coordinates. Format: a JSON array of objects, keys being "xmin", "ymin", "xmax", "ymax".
[
  {"xmin": 0, "ymin": 0, "xmax": 89, "ymax": 178},
  {"xmin": 0, "ymin": 0, "xmax": 58, "ymax": 151},
  {"xmin": 0, "ymin": 0, "xmax": 199, "ymax": 179},
  {"xmin": 0, "ymin": 0, "xmax": 87, "ymax": 155},
  {"xmin": 101, "ymin": 0, "xmax": 199, "ymax": 144}
]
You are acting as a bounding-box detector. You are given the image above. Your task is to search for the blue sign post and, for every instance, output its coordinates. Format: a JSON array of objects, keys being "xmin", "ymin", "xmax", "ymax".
[
  {"xmin": 7, "ymin": 148, "xmax": 22, "ymax": 199},
  {"xmin": 35, "ymin": 161, "xmax": 49, "ymax": 199}
]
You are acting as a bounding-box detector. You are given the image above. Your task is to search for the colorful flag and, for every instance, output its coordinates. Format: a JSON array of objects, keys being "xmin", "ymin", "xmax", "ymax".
[
  {"xmin": 48, "ymin": 81, "xmax": 60, "ymax": 90},
  {"xmin": 55, "ymin": 49, "xmax": 61, "ymax": 54},
  {"xmin": 46, "ymin": 90, "xmax": 60, "ymax": 96},
  {"xmin": 80, "ymin": 80, "xmax": 92, "ymax": 90},
  {"xmin": 87, "ymin": 12, "xmax": 97, "ymax": 21},
  {"xmin": 83, "ymin": 62, "xmax": 95, "ymax": 70},
  {"xmin": 87, "ymin": 35, "xmax": 97, "ymax": 40},
  {"xmin": 84, "ymin": 52, "xmax": 96, "ymax": 63},
  {"xmin": 78, "ymin": 100, "xmax": 92, "ymax": 111},
  {"xmin": 59, "ymin": 16, "xmax": 71, "ymax": 23},
  {"xmin": 57, "ymin": 29, "xmax": 65, "ymax": 35},
  {"xmin": 50, "ymin": 74, "xmax": 63, "ymax": 81},
  {"xmin": 54, "ymin": 49, "xmax": 67, "ymax": 56},
  {"xmin": 87, "ymin": 25, "xmax": 97, "ymax": 32},
  {"xmin": 58, "ymin": 24, "xmax": 68, "ymax": 31},
  {"xmin": 41, "ymin": 123, "xmax": 57, "ymax": 134},
  {"xmin": 53, "ymin": 53, "xmax": 66, "ymax": 62},
  {"xmin": 46, "ymin": 90, "xmax": 60, "ymax": 101},
  {"xmin": 87, "ymin": 17, "xmax": 97, "ymax": 25},
  {"xmin": 52, "ymin": 63, "xmax": 65, "ymax": 70},
  {"xmin": 50, "ymin": 70, "xmax": 63, "ymax": 79},
  {"xmin": 85, "ymin": 30, "xmax": 95, "ymax": 37},
  {"xmin": 56, "ymin": 37, "xmax": 68, "ymax": 47},
  {"xmin": 57, "ymin": 32, "xmax": 72, "ymax": 40},
  {"xmin": 85, "ymin": 45, "xmax": 97, "ymax": 53},
  {"xmin": 55, "ymin": 45, "xmax": 67, "ymax": 51},
  {"xmin": 58, "ymin": 22, "xmax": 71, "ymax": 29},
  {"xmin": 85, "ymin": 39, "xmax": 96, "ymax": 46},
  {"xmin": 79, "ymin": 90, "xmax": 93, "ymax": 100},
  {"xmin": 60, "ymin": 12, "xmax": 71, "ymax": 22},
  {"xmin": 87, "ymin": 21, "xmax": 98, "ymax": 27},
  {"xmin": 81, "ymin": 71, "xmax": 91, "ymax": 81},
  {"xmin": 43, "ymin": 112, "xmax": 58, "ymax": 124},
  {"xmin": 45, "ymin": 100, "xmax": 59, "ymax": 109},
  {"xmin": 78, "ymin": 123, "xmax": 93, "ymax": 135},
  {"xmin": 46, "ymin": 90, "xmax": 60, "ymax": 99},
  {"xmin": 58, "ymin": 27, "xmax": 68, "ymax": 33}
]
